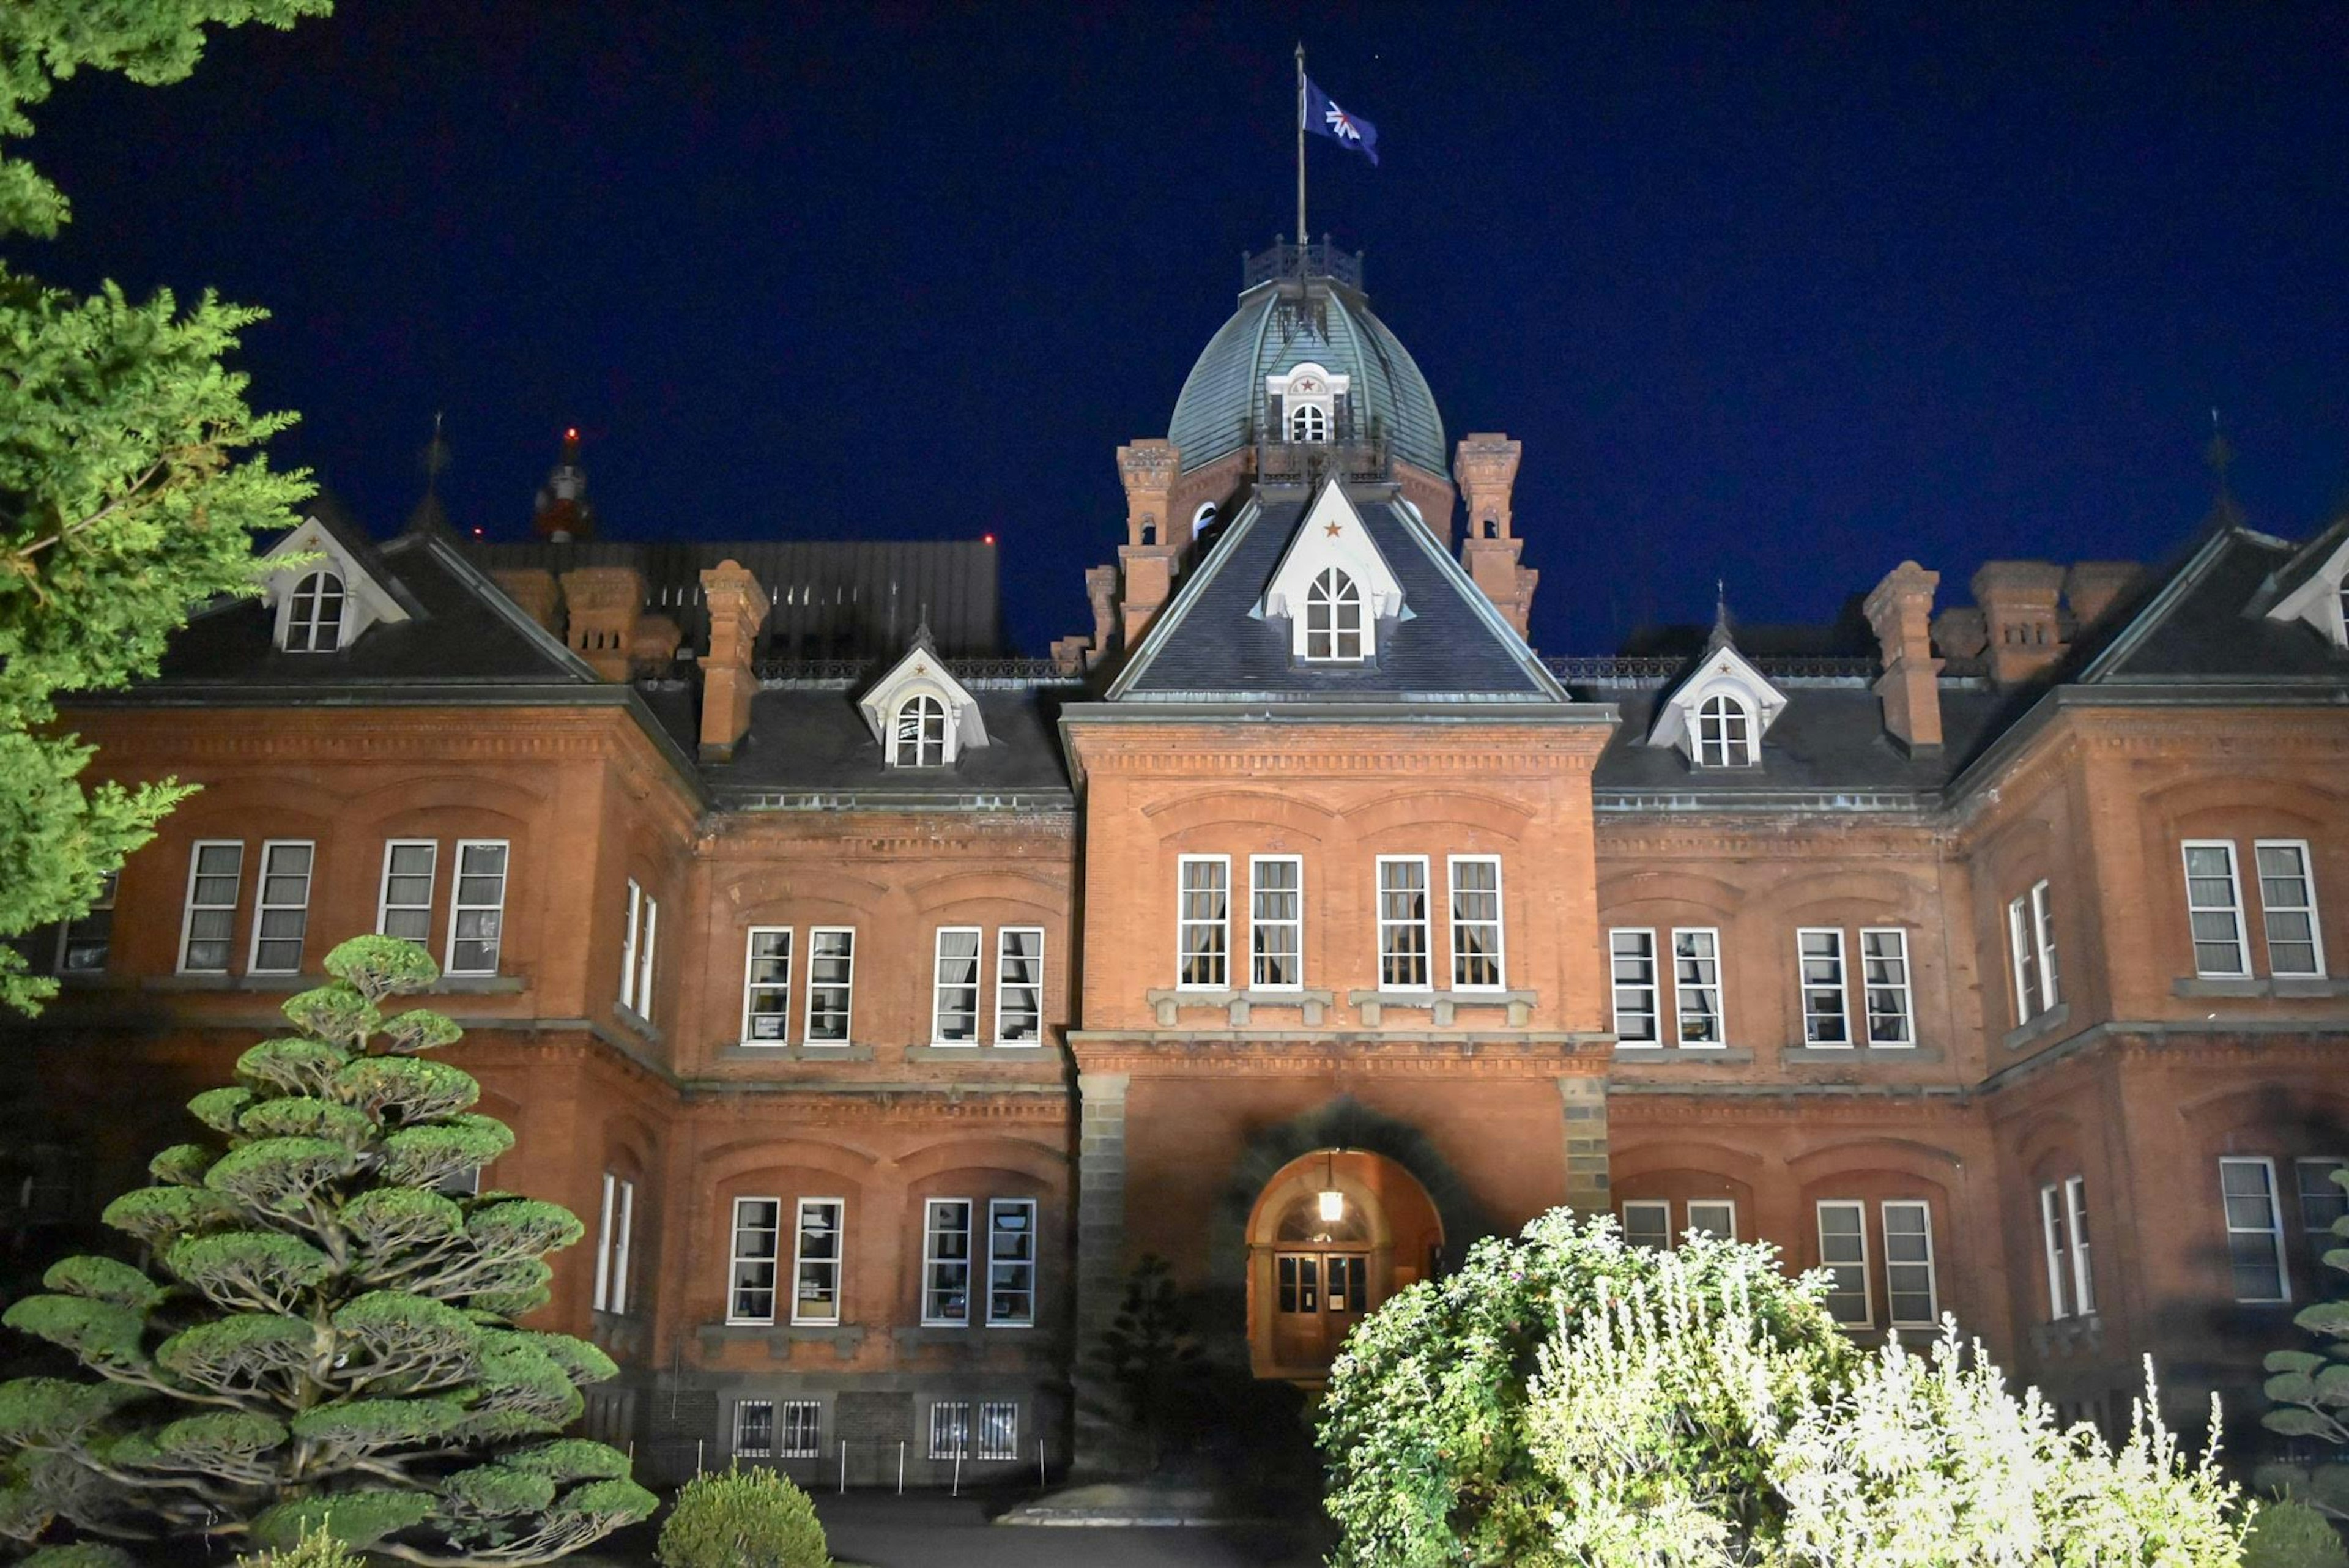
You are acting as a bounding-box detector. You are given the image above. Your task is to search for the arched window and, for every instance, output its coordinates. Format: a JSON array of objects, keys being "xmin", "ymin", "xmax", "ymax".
[
  {"xmin": 891, "ymin": 694, "xmax": 948, "ymax": 767},
  {"xmin": 286, "ymin": 571, "xmax": 345, "ymax": 652},
  {"xmin": 1193, "ymin": 502, "xmax": 1220, "ymax": 530},
  {"xmin": 1290, "ymin": 404, "xmax": 1328, "ymax": 444},
  {"xmin": 1694, "ymin": 694, "xmax": 1757, "ymax": 767},
  {"xmin": 1304, "ymin": 568, "xmax": 1364, "ymax": 661}
]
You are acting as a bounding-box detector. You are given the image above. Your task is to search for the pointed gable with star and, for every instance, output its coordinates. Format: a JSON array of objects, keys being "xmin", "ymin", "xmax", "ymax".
[
  {"xmin": 1257, "ymin": 480, "xmax": 1409, "ymax": 662},
  {"xmin": 858, "ymin": 628, "xmax": 990, "ymax": 767}
]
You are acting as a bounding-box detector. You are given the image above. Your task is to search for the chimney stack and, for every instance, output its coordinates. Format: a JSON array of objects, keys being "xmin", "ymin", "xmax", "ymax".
[
  {"xmin": 699, "ymin": 559, "xmax": 770, "ymax": 761},
  {"xmin": 2063, "ymin": 560, "xmax": 2145, "ymax": 634},
  {"xmin": 1455, "ymin": 433, "xmax": 1538, "ymax": 635},
  {"xmin": 1970, "ymin": 560, "xmax": 2069, "ymax": 685},
  {"xmin": 1116, "ymin": 439, "xmax": 1182, "ymax": 648},
  {"xmin": 557, "ymin": 565, "xmax": 645, "ymax": 682},
  {"xmin": 1863, "ymin": 562, "xmax": 1944, "ymax": 751}
]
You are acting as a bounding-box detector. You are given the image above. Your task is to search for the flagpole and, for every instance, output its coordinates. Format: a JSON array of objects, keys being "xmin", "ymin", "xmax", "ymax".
[{"xmin": 1295, "ymin": 42, "xmax": 1307, "ymax": 258}]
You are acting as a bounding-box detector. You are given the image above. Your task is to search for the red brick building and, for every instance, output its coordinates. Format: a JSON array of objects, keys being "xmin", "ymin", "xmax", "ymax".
[{"xmin": 6, "ymin": 239, "xmax": 2348, "ymax": 1482}]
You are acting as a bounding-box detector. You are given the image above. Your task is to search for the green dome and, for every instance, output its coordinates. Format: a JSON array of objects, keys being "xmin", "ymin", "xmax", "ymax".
[{"xmin": 1167, "ymin": 251, "xmax": 1447, "ymax": 479}]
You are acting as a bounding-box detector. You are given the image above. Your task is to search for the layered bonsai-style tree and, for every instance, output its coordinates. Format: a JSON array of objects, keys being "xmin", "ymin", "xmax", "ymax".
[
  {"xmin": 2260, "ymin": 1165, "xmax": 2349, "ymax": 1525},
  {"xmin": 0, "ymin": 936, "xmax": 655, "ymax": 1565}
]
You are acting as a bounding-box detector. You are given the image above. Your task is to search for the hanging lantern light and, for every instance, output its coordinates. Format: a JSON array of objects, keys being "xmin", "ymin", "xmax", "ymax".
[{"xmin": 1318, "ymin": 1148, "xmax": 1345, "ymax": 1224}]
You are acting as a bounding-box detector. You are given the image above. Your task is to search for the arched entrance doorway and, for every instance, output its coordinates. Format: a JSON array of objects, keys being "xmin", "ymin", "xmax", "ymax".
[{"xmin": 1244, "ymin": 1149, "xmax": 1444, "ymax": 1382}]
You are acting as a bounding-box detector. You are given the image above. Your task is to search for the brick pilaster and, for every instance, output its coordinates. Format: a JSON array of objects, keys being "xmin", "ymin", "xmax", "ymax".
[
  {"xmin": 1071, "ymin": 1071, "xmax": 1135, "ymax": 1474},
  {"xmin": 1559, "ymin": 1077, "xmax": 1610, "ymax": 1216}
]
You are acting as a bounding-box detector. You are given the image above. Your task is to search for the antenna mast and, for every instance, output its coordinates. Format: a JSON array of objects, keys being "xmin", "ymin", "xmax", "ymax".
[{"xmin": 1296, "ymin": 42, "xmax": 1308, "ymax": 256}]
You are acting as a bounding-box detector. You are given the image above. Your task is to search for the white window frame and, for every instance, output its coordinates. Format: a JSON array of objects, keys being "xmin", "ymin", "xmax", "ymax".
[
  {"xmin": 2008, "ymin": 878, "xmax": 2061, "ymax": 1024},
  {"xmin": 1671, "ymin": 926, "xmax": 1724, "ymax": 1047},
  {"xmin": 1694, "ymin": 693, "xmax": 1757, "ymax": 768},
  {"xmin": 245, "ymin": 839, "xmax": 317, "ymax": 976},
  {"xmin": 1797, "ymin": 927, "xmax": 1852, "ymax": 1047},
  {"xmin": 1687, "ymin": 1200, "xmax": 1737, "ymax": 1241},
  {"xmin": 1304, "ymin": 566, "xmax": 1365, "ymax": 661},
  {"xmin": 634, "ymin": 895, "xmax": 658, "ymax": 1024},
  {"xmin": 376, "ymin": 839, "xmax": 438, "ymax": 945},
  {"xmin": 2032, "ymin": 880, "xmax": 2060, "ymax": 1009},
  {"xmin": 591, "ymin": 1173, "xmax": 634, "ymax": 1316},
  {"xmin": 2219, "ymin": 1156, "xmax": 2290, "ymax": 1304},
  {"xmin": 1858, "ymin": 927, "xmax": 1914, "ymax": 1047},
  {"xmin": 2065, "ymin": 1174, "xmax": 2094, "ymax": 1316},
  {"xmin": 779, "ymin": 1400, "xmax": 822, "ymax": 1460},
  {"xmin": 986, "ymin": 1197, "xmax": 1037, "ymax": 1328},
  {"xmin": 804, "ymin": 926, "xmax": 856, "ymax": 1044},
  {"xmin": 792, "ymin": 1197, "xmax": 844, "ymax": 1327},
  {"xmin": 1816, "ymin": 1199, "xmax": 1872, "ymax": 1327},
  {"xmin": 742, "ymin": 926, "xmax": 793, "ymax": 1045},
  {"xmin": 1447, "ymin": 855, "xmax": 1506, "ymax": 992},
  {"xmin": 1249, "ymin": 855, "xmax": 1304, "ymax": 991},
  {"xmin": 1882, "ymin": 1200, "xmax": 1939, "ymax": 1328},
  {"xmin": 2254, "ymin": 839, "xmax": 2326, "ymax": 978},
  {"xmin": 1620, "ymin": 1199, "xmax": 1671, "ymax": 1250},
  {"xmin": 1610, "ymin": 928, "xmax": 1660, "ymax": 1046},
  {"xmin": 892, "ymin": 693, "xmax": 948, "ymax": 767},
  {"xmin": 177, "ymin": 839, "xmax": 245, "ymax": 975},
  {"xmin": 2296, "ymin": 1157, "xmax": 2349, "ymax": 1237},
  {"xmin": 1376, "ymin": 855, "xmax": 1433, "ymax": 992},
  {"xmin": 445, "ymin": 839, "xmax": 508, "ymax": 976},
  {"xmin": 922, "ymin": 1197, "xmax": 974, "ymax": 1327},
  {"xmin": 1176, "ymin": 855, "xmax": 1231, "ymax": 991},
  {"xmin": 993, "ymin": 926, "xmax": 1045, "ymax": 1045},
  {"xmin": 976, "ymin": 1401, "xmax": 1020, "ymax": 1462},
  {"xmin": 727, "ymin": 1195, "xmax": 783, "ymax": 1326},
  {"xmin": 2040, "ymin": 1181, "xmax": 2074, "ymax": 1320},
  {"xmin": 53, "ymin": 871, "xmax": 118, "ymax": 975},
  {"xmin": 286, "ymin": 569, "xmax": 346, "ymax": 653},
  {"xmin": 2181, "ymin": 841, "xmax": 2251, "ymax": 979},
  {"xmin": 928, "ymin": 1401, "xmax": 972, "ymax": 1460},
  {"xmin": 732, "ymin": 1399, "xmax": 774, "ymax": 1460},
  {"xmin": 930, "ymin": 926, "xmax": 984, "ymax": 1046},
  {"xmin": 619, "ymin": 879, "xmax": 644, "ymax": 1009}
]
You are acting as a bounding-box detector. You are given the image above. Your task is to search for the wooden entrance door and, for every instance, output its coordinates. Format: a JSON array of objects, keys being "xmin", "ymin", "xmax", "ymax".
[{"xmin": 1273, "ymin": 1250, "xmax": 1370, "ymax": 1370}]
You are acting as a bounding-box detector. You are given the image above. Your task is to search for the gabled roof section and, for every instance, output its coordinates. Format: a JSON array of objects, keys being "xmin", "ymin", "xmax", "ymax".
[
  {"xmin": 261, "ymin": 502, "xmax": 423, "ymax": 628},
  {"xmin": 2257, "ymin": 512, "xmax": 2349, "ymax": 647},
  {"xmin": 1259, "ymin": 481, "xmax": 1406, "ymax": 620},
  {"xmin": 2077, "ymin": 521, "xmax": 2349, "ymax": 684},
  {"xmin": 1644, "ymin": 624, "xmax": 1791, "ymax": 752},
  {"xmin": 1110, "ymin": 488, "xmax": 1566, "ymax": 703},
  {"xmin": 857, "ymin": 630, "xmax": 990, "ymax": 757}
]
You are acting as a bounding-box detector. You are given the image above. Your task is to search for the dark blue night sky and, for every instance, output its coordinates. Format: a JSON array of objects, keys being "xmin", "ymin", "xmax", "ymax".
[{"xmin": 18, "ymin": 4, "xmax": 2349, "ymax": 655}]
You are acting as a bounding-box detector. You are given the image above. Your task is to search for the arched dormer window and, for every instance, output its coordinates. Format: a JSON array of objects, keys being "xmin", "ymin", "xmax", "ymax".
[
  {"xmin": 891, "ymin": 694, "xmax": 947, "ymax": 767},
  {"xmin": 1304, "ymin": 567, "xmax": 1365, "ymax": 661},
  {"xmin": 286, "ymin": 571, "xmax": 346, "ymax": 652},
  {"xmin": 1694, "ymin": 694, "xmax": 1757, "ymax": 768},
  {"xmin": 1290, "ymin": 404, "xmax": 1328, "ymax": 444}
]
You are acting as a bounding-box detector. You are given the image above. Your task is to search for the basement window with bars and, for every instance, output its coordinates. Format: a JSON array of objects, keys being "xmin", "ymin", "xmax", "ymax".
[
  {"xmin": 781, "ymin": 1400, "xmax": 822, "ymax": 1459},
  {"xmin": 929, "ymin": 1402, "xmax": 971, "ymax": 1460},
  {"xmin": 977, "ymin": 1402, "xmax": 1020, "ymax": 1461}
]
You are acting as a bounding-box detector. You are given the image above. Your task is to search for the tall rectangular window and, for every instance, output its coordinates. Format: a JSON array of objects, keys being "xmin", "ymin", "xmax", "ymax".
[
  {"xmin": 987, "ymin": 1197, "xmax": 1036, "ymax": 1327},
  {"xmin": 1687, "ymin": 1200, "xmax": 1737, "ymax": 1241},
  {"xmin": 2255, "ymin": 841, "xmax": 2326, "ymax": 977},
  {"xmin": 1176, "ymin": 856, "xmax": 1230, "ymax": 989},
  {"xmin": 619, "ymin": 879, "xmax": 643, "ymax": 1007},
  {"xmin": 1377, "ymin": 856, "xmax": 1431, "ymax": 990},
  {"xmin": 742, "ymin": 927, "xmax": 792, "ymax": 1044},
  {"xmin": 2065, "ymin": 1175, "xmax": 2095, "ymax": 1317},
  {"xmin": 1672, "ymin": 927, "xmax": 1723, "ymax": 1046},
  {"xmin": 1448, "ymin": 856, "xmax": 1505, "ymax": 990},
  {"xmin": 1882, "ymin": 1201, "xmax": 1938, "ymax": 1326},
  {"xmin": 804, "ymin": 927, "xmax": 856, "ymax": 1043},
  {"xmin": 929, "ymin": 1402, "xmax": 971, "ymax": 1460},
  {"xmin": 2043, "ymin": 1176, "xmax": 2093, "ymax": 1321},
  {"xmin": 931, "ymin": 926, "xmax": 982, "ymax": 1044},
  {"xmin": 1797, "ymin": 929, "xmax": 1850, "ymax": 1046},
  {"xmin": 780, "ymin": 1400, "xmax": 822, "ymax": 1459},
  {"xmin": 2219, "ymin": 1157, "xmax": 2288, "ymax": 1302},
  {"xmin": 619, "ymin": 879, "xmax": 658, "ymax": 1016},
  {"xmin": 248, "ymin": 840, "xmax": 316, "ymax": 975},
  {"xmin": 995, "ymin": 927, "xmax": 1044, "ymax": 1044},
  {"xmin": 179, "ymin": 841, "xmax": 245, "ymax": 975},
  {"xmin": 1620, "ymin": 1200, "xmax": 1671, "ymax": 1251},
  {"xmin": 1611, "ymin": 929, "xmax": 1660, "ymax": 1045},
  {"xmin": 55, "ymin": 871, "xmax": 117, "ymax": 974},
  {"xmin": 1816, "ymin": 1200, "xmax": 1871, "ymax": 1326},
  {"xmin": 1860, "ymin": 928, "xmax": 1914, "ymax": 1047},
  {"xmin": 636, "ymin": 896, "xmax": 658, "ymax": 1023},
  {"xmin": 378, "ymin": 840, "xmax": 437, "ymax": 943},
  {"xmin": 923, "ymin": 1198, "xmax": 973, "ymax": 1326},
  {"xmin": 447, "ymin": 840, "xmax": 508, "ymax": 976},
  {"xmin": 733, "ymin": 1400, "xmax": 774, "ymax": 1460},
  {"xmin": 793, "ymin": 1198, "xmax": 843, "ymax": 1326},
  {"xmin": 2183, "ymin": 842, "xmax": 2250, "ymax": 978},
  {"xmin": 1250, "ymin": 856, "xmax": 1303, "ymax": 990},
  {"xmin": 728, "ymin": 1197, "xmax": 782, "ymax": 1324},
  {"xmin": 592, "ymin": 1173, "xmax": 634, "ymax": 1315},
  {"xmin": 2009, "ymin": 879, "xmax": 2059, "ymax": 1022},
  {"xmin": 2296, "ymin": 1158, "xmax": 2347, "ymax": 1289},
  {"xmin": 977, "ymin": 1402, "xmax": 1020, "ymax": 1462}
]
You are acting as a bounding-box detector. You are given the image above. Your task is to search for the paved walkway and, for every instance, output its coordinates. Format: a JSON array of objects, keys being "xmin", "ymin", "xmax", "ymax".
[{"xmin": 815, "ymin": 1493, "xmax": 1324, "ymax": 1567}]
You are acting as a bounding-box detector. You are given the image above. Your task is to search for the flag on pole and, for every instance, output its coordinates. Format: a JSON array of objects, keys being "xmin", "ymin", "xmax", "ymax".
[{"xmin": 1304, "ymin": 77, "xmax": 1379, "ymax": 166}]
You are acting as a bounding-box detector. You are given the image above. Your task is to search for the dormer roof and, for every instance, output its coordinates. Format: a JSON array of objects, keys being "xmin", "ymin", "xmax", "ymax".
[
  {"xmin": 858, "ymin": 630, "xmax": 990, "ymax": 759},
  {"xmin": 1644, "ymin": 617, "xmax": 1791, "ymax": 754},
  {"xmin": 258, "ymin": 502, "xmax": 422, "ymax": 650},
  {"xmin": 1254, "ymin": 481, "xmax": 1411, "ymax": 661},
  {"xmin": 2259, "ymin": 513, "xmax": 2349, "ymax": 649}
]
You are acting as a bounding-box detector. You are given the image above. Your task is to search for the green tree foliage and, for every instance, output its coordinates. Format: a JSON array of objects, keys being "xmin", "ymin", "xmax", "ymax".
[
  {"xmin": 2260, "ymin": 1165, "xmax": 2349, "ymax": 1528},
  {"xmin": 1319, "ymin": 1210, "xmax": 2244, "ymax": 1567},
  {"xmin": 0, "ymin": 937, "xmax": 656, "ymax": 1564},
  {"xmin": 655, "ymin": 1466, "xmax": 831, "ymax": 1568},
  {"xmin": 0, "ymin": 1, "xmax": 328, "ymax": 1014},
  {"xmin": 2243, "ymin": 1500, "xmax": 2349, "ymax": 1568},
  {"xmin": 1092, "ymin": 1254, "xmax": 1203, "ymax": 1469},
  {"xmin": 233, "ymin": 1521, "xmax": 365, "ymax": 1568}
]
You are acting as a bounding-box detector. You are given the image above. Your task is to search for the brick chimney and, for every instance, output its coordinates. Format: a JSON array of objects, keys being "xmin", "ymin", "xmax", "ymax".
[
  {"xmin": 1970, "ymin": 560, "xmax": 2069, "ymax": 684},
  {"xmin": 1116, "ymin": 439, "xmax": 1182, "ymax": 647},
  {"xmin": 2063, "ymin": 560, "xmax": 2145, "ymax": 634},
  {"xmin": 492, "ymin": 568, "xmax": 562, "ymax": 637},
  {"xmin": 1863, "ymin": 562, "xmax": 1944, "ymax": 751},
  {"xmin": 698, "ymin": 559, "xmax": 770, "ymax": 762},
  {"xmin": 1455, "ymin": 433, "xmax": 1538, "ymax": 636},
  {"xmin": 557, "ymin": 565, "xmax": 645, "ymax": 682}
]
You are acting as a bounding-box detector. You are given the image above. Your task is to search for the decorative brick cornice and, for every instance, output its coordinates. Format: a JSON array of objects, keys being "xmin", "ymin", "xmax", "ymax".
[
  {"xmin": 678, "ymin": 1085, "xmax": 1071, "ymax": 1127},
  {"xmin": 1066, "ymin": 1030, "xmax": 1611, "ymax": 1077}
]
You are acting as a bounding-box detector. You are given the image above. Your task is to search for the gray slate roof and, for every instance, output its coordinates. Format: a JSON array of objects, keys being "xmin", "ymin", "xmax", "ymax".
[
  {"xmin": 1586, "ymin": 682, "xmax": 2013, "ymax": 795},
  {"xmin": 2082, "ymin": 523, "xmax": 2349, "ymax": 684},
  {"xmin": 1114, "ymin": 492, "xmax": 1563, "ymax": 702},
  {"xmin": 1167, "ymin": 281, "xmax": 1448, "ymax": 478},
  {"xmin": 703, "ymin": 688, "xmax": 1073, "ymax": 799}
]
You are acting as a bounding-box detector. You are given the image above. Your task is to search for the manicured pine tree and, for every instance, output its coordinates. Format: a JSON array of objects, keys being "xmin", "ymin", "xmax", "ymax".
[
  {"xmin": 2260, "ymin": 1165, "xmax": 2349, "ymax": 1525},
  {"xmin": 0, "ymin": 936, "xmax": 655, "ymax": 1565}
]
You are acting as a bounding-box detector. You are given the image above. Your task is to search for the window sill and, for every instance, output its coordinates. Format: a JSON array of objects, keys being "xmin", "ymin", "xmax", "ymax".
[
  {"xmin": 2002, "ymin": 1001, "xmax": 2072, "ymax": 1052},
  {"xmin": 902, "ymin": 1044, "xmax": 1050, "ymax": 1062},
  {"xmin": 695, "ymin": 1321, "xmax": 867, "ymax": 1363},
  {"xmin": 718, "ymin": 1042, "xmax": 875, "ymax": 1063},
  {"xmin": 1146, "ymin": 986, "xmax": 1338, "ymax": 1027},
  {"xmin": 145, "ymin": 974, "xmax": 311, "ymax": 993},
  {"xmin": 1612, "ymin": 1045, "xmax": 1755, "ymax": 1064},
  {"xmin": 430, "ymin": 975, "xmax": 525, "ymax": 995},
  {"xmin": 2172, "ymin": 976, "xmax": 2348, "ymax": 999},
  {"xmin": 1782, "ymin": 1043, "xmax": 1945, "ymax": 1066},
  {"xmin": 2027, "ymin": 1313, "xmax": 2104, "ymax": 1359},
  {"xmin": 1347, "ymin": 988, "xmax": 1537, "ymax": 1027}
]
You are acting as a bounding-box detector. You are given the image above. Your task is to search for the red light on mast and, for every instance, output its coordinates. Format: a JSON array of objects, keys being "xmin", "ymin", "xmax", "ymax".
[{"xmin": 983, "ymin": 533, "xmax": 996, "ymax": 545}]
